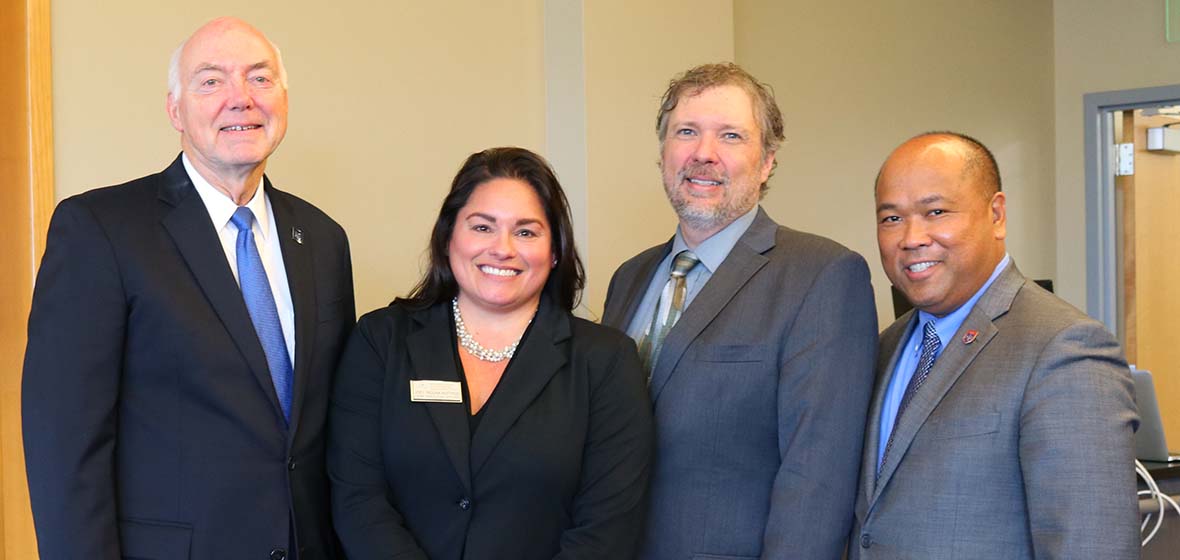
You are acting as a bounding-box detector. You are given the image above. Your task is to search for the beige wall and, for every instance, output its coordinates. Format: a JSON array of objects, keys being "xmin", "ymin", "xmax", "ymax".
[
  {"xmin": 735, "ymin": 0, "xmax": 1057, "ymax": 327},
  {"xmin": 1054, "ymin": 0, "xmax": 1180, "ymax": 310},
  {"xmin": 53, "ymin": 1, "xmax": 547, "ymax": 315}
]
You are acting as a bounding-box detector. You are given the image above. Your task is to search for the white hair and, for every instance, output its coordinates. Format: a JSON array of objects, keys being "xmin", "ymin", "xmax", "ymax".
[{"xmin": 167, "ymin": 35, "xmax": 289, "ymax": 99}]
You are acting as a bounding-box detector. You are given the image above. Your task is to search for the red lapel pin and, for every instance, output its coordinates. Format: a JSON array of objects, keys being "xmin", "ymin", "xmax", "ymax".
[{"xmin": 962, "ymin": 330, "xmax": 978, "ymax": 344}]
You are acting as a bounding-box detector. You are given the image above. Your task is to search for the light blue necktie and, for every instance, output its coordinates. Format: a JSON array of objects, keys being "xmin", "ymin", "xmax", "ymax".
[
  {"xmin": 878, "ymin": 321, "xmax": 940, "ymax": 475},
  {"xmin": 230, "ymin": 207, "xmax": 293, "ymax": 423}
]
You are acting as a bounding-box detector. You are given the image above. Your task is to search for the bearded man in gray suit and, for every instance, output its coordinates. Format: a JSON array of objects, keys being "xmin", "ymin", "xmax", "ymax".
[
  {"xmin": 602, "ymin": 63, "xmax": 878, "ymax": 559},
  {"xmin": 851, "ymin": 131, "xmax": 1139, "ymax": 559}
]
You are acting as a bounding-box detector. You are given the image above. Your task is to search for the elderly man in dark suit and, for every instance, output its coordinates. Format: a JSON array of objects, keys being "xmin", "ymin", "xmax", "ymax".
[
  {"xmin": 22, "ymin": 17, "xmax": 353, "ymax": 559},
  {"xmin": 602, "ymin": 62, "xmax": 878, "ymax": 560},
  {"xmin": 851, "ymin": 131, "xmax": 1139, "ymax": 559}
]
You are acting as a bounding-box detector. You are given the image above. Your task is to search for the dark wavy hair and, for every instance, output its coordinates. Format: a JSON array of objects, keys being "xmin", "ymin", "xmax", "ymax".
[{"xmin": 397, "ymin": 147, "xmax": 585, "ymax": 311}]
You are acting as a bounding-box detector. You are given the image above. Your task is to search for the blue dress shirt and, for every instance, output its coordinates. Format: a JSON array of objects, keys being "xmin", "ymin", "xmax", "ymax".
[
  {"xmin": 624, "ymin": 205, "xmax": 760, "ymax": 342},
  {"xmin": 876, "ymin": 254, "xmax": 1011, "ymax": 469}
]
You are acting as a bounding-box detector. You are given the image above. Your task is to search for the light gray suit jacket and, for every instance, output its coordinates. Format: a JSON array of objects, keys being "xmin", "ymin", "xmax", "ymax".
[
  {"xmin": 850, "ymin": 262, "xmax": 1140, "ymax": 560},
  {"xmin": 603, "ymin": 208, "xmax": 878, "ymax": 560}
]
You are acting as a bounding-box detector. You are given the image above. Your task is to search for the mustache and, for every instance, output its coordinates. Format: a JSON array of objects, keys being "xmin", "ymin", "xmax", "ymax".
[{"xmin": 676, "ymin": 163, "xmax": 728, "ymax": 185}]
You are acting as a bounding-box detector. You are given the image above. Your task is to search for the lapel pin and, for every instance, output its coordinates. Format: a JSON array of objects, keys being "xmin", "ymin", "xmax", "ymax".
[
  {"xmin": 291, "ymin": 227, "xmax": 304, "ymax": 245},
  {"xmin": 962, "ymin": 330, "xmax": 978, "ymax": 344}
]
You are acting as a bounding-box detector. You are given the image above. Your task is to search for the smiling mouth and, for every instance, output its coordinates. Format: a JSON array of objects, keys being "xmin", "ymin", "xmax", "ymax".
[
  {"xmin": 221, "ymin": 125, "xmax": 261, "ymax": 132},
  {"xmin": 907, "ymin": 261, "xmax": 938, "ymax": 273},
  {"xmin": 687, "ymin": 178, "xmax": 722, "ymax": 186},
  {"xmin": 479, "ymin": 265, "xmax": 520, "ymax": 277}
]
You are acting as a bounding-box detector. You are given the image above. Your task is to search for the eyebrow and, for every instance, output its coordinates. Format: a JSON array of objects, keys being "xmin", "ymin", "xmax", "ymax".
[
  {"xmin": 466, "ymin": 213, "xmax": 546, "ymax": 228},
  {"xmin": 192, "ymin": 61, "xmax": 274, "ymax": 76}
]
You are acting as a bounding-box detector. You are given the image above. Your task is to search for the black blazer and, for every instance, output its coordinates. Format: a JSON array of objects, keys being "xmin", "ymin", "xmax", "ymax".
[
  {"xmin": 22, "ymin": 155, "xmax": 355, "ymax": 559},
  {"xmin": 328, "ymin": 297, "xmax": 653, "ymax": 559}
]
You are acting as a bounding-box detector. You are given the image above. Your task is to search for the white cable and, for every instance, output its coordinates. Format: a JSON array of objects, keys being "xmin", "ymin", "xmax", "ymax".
[{"xmin": 1136, "ymin": 459, "xmax": 1180, "ymax": 547}]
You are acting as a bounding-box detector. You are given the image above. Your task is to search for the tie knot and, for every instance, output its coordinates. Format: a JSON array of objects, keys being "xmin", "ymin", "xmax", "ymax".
[
  {"xmin": 670, "ymin": 251, "xmax": 699, "ymax": 278},
  {"xmin": 230, "ymin": 206, "xmax": 256, "ymax": 233},
  {"xmin": 921, "ymin": 320, "xmax": 940, "ymax": 348}
]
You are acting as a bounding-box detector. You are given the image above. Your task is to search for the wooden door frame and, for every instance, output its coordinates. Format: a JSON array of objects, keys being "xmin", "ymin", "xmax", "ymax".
[{"xmin": 1, "ymin": 0, "xmax": 54, "ymax": 558}]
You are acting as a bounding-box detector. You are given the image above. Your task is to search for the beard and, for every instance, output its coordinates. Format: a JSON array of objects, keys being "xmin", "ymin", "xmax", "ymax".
[{"xmin": 662, "ymin": 161, "xmax": 760, "ymax": 233}]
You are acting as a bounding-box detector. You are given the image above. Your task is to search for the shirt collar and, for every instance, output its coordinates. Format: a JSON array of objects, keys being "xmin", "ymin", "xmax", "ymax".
[
  {"xmin": 669, "ymin": 204, "xmax": 760, "ymax": 273},
  {"xmin": 916, "ymin": 253, "xmax": 1011, "ymax": 344},
  {"xmin": 183, "ymin": 153, "xmax": 270, "ymax": 240}
]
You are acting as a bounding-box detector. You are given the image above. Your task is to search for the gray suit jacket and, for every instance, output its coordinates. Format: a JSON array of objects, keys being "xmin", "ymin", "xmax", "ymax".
[
  {"xmin": 851, "ymin": 262, "xmax": 1139, "ymax": 560},
  {"xmin": 603, "ymin": 208, "xmax": 878, "ymax": 560}
]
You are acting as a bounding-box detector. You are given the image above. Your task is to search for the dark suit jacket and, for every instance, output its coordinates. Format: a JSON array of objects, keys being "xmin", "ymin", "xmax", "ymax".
[
  {"xmin": 22, "ymin": 155, "xmax": 355, "ymax": 559},
  {"xmin": 328, "ymin": 296, "xmax": 654, "ymax": 560},
  {"xmin": 602, "ymin": 208, "xmax": 878, "ymax": 560},
  {"xmin": 851, "ymin": 262, "xmax": 1139, "ymax": 559}
]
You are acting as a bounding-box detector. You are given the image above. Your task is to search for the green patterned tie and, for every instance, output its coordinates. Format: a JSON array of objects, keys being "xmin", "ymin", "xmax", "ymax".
[{"xmin": 639, "ymin": 250, "xmax": 700, "ymax": 379}]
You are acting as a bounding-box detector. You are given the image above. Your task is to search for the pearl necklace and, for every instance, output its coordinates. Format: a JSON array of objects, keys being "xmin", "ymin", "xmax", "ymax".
[{"xmin": 452, "ymin": 297, "xmax": 533, "ymax": 363}]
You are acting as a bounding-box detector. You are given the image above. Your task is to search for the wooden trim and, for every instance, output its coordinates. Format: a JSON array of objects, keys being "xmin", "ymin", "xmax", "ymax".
[
  {"xmin": 0, "ymin": 0, "xmax": 52, "ymax": 558},
  {"xmin": 30, "ymin": 0, "xmax": 54, "ymax": 257},
  {"xmin": 1117, "ymin": 111, "xmax": 1136, "ymax": 364}
]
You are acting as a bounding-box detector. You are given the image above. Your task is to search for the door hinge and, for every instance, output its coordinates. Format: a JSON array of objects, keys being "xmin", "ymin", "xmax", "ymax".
[{"xmin": 1116, "ymin": 142, "xmax": 1135, "ymax": 176}]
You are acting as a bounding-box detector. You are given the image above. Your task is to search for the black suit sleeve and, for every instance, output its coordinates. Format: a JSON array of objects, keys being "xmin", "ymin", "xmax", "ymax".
[
  {"xmin": 556, "ymin": 334, "xmax": 654, "ymax": 559},
  {"xmin": 23, "ymin": 198, "xmax": 126, "ymax": 559},
  {"xmin": 328, "ymin": 316, "xmax": 428, "ymax": 560}
]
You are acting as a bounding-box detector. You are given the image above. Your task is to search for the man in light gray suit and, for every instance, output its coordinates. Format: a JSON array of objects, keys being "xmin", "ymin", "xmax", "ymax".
[
  {"xmin": 852, "ymin": 131, "xmax": 1139, "ymax": 559},
  {"xmin": 602, "ymin": 62, "xmax": 878, "ymax": 559}
]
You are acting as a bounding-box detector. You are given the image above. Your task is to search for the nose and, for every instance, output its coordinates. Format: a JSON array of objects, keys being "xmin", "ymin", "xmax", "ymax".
[
  {"xmin": 225, "ymin": 78, "xmax": 254, "ymax": 111},
  {"xmin": 900, "ymin": 219, "xmax": 931, "ymax": 249},
  {"xmin": 690, "ymin": 134, "xmax": 718, "ymax": 163},
  {"xmin": 488, "ymin": 230, "xmax": 517, "ymax": 259}
]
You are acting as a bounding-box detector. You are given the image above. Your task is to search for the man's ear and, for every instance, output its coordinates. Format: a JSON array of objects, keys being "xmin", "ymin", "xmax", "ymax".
[{"xmin": 166, "ymin": 93, "xmax": 183, "ymax": 133}]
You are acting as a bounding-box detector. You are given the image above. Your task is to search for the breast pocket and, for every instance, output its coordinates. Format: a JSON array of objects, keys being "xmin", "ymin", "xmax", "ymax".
[
  {"xmin": 928, "ymin": 412, "xmax": 1001, "ymax": 440},
  {"xmin": 317, "ymin": 296, "xmax": 349, "ymax": 324},
  {"xmin": 693, "ymin": 343, "xmax": 772, "ymax": 364}
]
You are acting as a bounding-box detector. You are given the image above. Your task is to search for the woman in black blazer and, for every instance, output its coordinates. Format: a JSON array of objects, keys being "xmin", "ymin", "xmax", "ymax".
[{"xmin": 328, "ymin": 147, "xmax": 653, "ymax": 559}]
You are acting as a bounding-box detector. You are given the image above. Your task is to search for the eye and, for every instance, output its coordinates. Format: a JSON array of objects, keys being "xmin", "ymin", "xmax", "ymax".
[
  {"xmin": 515, "ymin": 228, "xmax": 540, "ymax": 238},
  {"xmin": 928, "ymin": 209, "xmax": 946, "ymax": 217},
  {"xmin": 675, "ymin": 128, "xmax": 696, "ymax": 137},
  {"xmin": 471, "ymin": 224, "xmax": 492, "ymax": 233},
  {"xmin": 722, "ymin": 132, "xmax": 743, "ymax": 141},
  {"xmin": 879, "ymin": 215, "xmax": 901, "ymax": 225},
  {"xmin": 251, "ymin": 75, "xmax": 272, "ymax": 84},
  {"xmin": 201, "ymin": 78, "xmax": 219, "ymax": 87}
]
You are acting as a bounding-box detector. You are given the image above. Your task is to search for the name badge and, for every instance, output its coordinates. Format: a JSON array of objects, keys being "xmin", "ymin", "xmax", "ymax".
[{"xmin": 410, "ymin": 380, "xmax": 462, "ymax": 403}]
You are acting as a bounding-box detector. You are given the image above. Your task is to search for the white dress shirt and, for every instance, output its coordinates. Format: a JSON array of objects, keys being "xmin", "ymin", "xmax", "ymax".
[{"xmin": 183, "ymin": 154, "xmax": 296, "ymax": 366}]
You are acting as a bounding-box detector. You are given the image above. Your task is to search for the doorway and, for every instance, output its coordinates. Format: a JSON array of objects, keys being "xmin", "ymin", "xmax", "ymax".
[{"xmin": 1085, "ymin": 85, "xmax": 1180, "ymax": 450}]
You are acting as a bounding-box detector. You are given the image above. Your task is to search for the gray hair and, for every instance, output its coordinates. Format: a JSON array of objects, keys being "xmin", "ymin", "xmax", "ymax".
[{"xmin": 167, "ymin": 36, "xmax": 289, "ymax": 99}]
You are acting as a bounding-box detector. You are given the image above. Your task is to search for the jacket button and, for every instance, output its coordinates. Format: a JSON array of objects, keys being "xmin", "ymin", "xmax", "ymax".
[
  {"xmin": 287, "ymin": 457, "xmax": 296, "ymax": 471},
  {"xmin": 860, "ymin": 533, "xmax": 872, "ymax": 549},
  {"xmin": 458, "ymin": 497, "xmax": 472, "ymax": 510},
  {"xmin": 270, "ymin": 548, "xmax": 287, "ymax": 560}
]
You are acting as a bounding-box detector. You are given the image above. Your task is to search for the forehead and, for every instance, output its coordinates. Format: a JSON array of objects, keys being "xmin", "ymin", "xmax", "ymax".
[
  {"xmin": 181, "ymin": 24, "xmax": 277, "ymax": 73},
  {"xmin": 669, "ymin": 84, "xmax": 758, "ymax": 127},
  {"xmin": 876, "ymin": 142, "xmax": 976, "ymax": 202},
  {"xmin": 463, "ymin": 178, "xmax": 548, "ymax": 220}
]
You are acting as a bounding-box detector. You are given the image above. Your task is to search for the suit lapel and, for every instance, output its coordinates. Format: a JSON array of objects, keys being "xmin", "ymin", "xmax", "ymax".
[
  {"xmin": 869, "ymin": 263, "xmax": 1024, "ymax": 505},
  {"xmin": 269, "ymin": 184, "xmax": 316, "ymax": 438},
  {"xmin": 648, "ymin": 208, "xmax": 775, "ymax": 401},
  {"xmin": 601, "ymin": 243, "xmax": 670, "ymax": 330},
  {"xmin": 470, "ymin": 297, "xmax": 569, "ymax": 477},
  {"xmin": 858, "ymin": 313, "xmax": 915, "ymax": 514},
  {"xmin": 406, "ymin": 304, "xmax": 473, "ymax": 493},
  {"xmin": 158, "ymin": 156, "xmax": 285, "ymax": 425}
]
